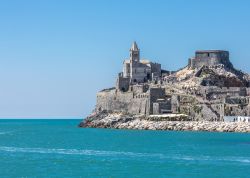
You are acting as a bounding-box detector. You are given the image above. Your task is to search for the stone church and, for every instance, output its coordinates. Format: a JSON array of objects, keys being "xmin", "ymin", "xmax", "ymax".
[{"xmin": 117, "ymin": 42, "xmax": 161, "ymax": 92}]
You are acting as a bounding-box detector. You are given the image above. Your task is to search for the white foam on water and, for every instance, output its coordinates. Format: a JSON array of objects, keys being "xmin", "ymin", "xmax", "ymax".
[
  {"xmin": 0, "ymin": 146, "xmax": 163, "ymax": 158},
  {"xmin": 0, "ymin": 131, "xmax": 12, "ymax": 135},
  {"xmin": 172, "ymin": 155, "xmax": 250, "ymax": 164},
  {"xmin": 219, "ymin": 157, "xmax": 250, "ymax": 163},
  {"xmin": 0, "ymin": 146, "xmax": 249, "ymax": 164}
]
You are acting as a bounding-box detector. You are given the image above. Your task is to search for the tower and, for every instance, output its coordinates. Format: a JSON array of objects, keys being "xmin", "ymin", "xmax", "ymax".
[
  {"xmin": 130, "ymin": 41, "xmax": 140, "ymax": 62},
  {"xmin": 129, "ymin": 41, "xmax": 140, "ymax": 84}
]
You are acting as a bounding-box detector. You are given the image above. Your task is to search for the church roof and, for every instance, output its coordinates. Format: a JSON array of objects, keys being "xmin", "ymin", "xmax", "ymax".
[
  {"xmin": 130, "ymin": 41, "xmax": 139, "ymax": 51},
  {"xmin": 140, "ymin": 59, "xmax": 151, "ymax": 64}
]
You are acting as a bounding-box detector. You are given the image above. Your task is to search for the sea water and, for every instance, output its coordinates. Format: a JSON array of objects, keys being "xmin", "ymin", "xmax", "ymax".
[{"xmin": 0, "ymin": 119, "xmax": 250, "ymax": 178}]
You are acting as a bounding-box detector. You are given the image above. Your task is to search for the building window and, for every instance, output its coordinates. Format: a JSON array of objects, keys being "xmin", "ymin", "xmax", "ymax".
[{"xmin": 147, "ymin": 73, "xmax": 150, "ymax": 79}]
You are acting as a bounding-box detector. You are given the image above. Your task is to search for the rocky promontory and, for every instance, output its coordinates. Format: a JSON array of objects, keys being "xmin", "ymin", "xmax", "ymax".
[
  {"xmin": 79, "ymin": 42, "xmax": 250, "ymax": 133},
  {"xmin": 79, "ymin": 111, "xmax": 250, "ymax": 133}
]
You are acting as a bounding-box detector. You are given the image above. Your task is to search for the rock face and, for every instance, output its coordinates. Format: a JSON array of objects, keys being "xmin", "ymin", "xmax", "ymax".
[
  {"xmin": 189, "ymin": 65, "xmax": 249, "ymax": 88},
  {"xmin": 79, "ymin": 112, "xmax": 250, "ymax": 133}
]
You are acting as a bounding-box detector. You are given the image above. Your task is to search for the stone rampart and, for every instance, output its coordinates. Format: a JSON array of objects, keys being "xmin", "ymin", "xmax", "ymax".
[
  {"xmin": 189, "ymin": 50, "xmax": 232, "ymax": 69},
  {"xmin": 96, "ymin": 88, "xmax": 149, "ymax": 115}
]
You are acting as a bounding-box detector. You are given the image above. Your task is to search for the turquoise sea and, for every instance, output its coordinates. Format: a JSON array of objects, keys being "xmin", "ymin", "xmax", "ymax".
[{"xmin": 0, "ymin": 119, "xmax": 250, "ymax": 178}]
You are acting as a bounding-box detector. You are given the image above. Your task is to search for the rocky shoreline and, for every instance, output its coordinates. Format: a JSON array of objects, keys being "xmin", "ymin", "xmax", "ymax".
[{"xmin": 79, "ymin": 112, "xmax": 250, "ymax": 133}]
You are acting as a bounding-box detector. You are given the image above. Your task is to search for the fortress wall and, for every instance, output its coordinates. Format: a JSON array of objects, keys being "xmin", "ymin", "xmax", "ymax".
[
  {"xmin": 117, "ymin": 76, "xmax": 130, "ymax": 92},
  {"xmin": 201, "ymin": 87, "xmax": 247, "ymax": 98},
  {"xmin": 149, "ymin": 88, "xmax": 166, "ymax": 114},
  {"xmin": 190, "ymin": 51, "xmax": 231, "ymax": 69},
  {"xmin": 128, "ymin": 97, "xmax": 149, "ymax": 115},
  {"xmin": 151, "ymin": 63, "xmax": 161, "ymax": 77},
  {"xmin": 190, "ymin": 57, "xmax": 229, "ymax": 69},
  {"xmin": 96, "ymin": 87, "xmax": 167, "ymax": 116},
  {"xmin": 220, "ymin": 87, "xmax": 246, "ymax": 96},
  {"xmin": 96, "ymin": 89, "xmax": 149, "ymax": 115},
  {"xmin": 132, "ymin": 84, "xmax": 149, "ymax": 95},
  {"xmin": 96, "ymin": 90, "xmax": 132, "ymax": 113}
]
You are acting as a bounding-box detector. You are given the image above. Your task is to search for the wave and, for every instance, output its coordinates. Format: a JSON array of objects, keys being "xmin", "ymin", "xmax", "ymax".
[
  {"xmin": 0, "ymin": 146, "xmax": 249, "ymax": 164},
  {"xmin": 0, "ymin": 146, "xmax": 163, "ymax": 158},
  {"xmin": 0, "ymin": 131, "xmax": 12, "ymax": 135},
  {"xmin": 172, "ymin": 155, "xmax": 250, "ymax": 164}
]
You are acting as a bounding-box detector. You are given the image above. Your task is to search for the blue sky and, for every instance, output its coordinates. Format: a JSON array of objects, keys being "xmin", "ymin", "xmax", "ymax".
[{"xmin": 1, "ymin": 0, "xmax": 250, "ymax": 118}]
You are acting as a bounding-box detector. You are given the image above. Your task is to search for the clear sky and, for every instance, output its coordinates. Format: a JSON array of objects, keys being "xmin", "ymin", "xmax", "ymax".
[{"xmin": 1, "ymin": 0, "xmax": 250, "ymax": 119}]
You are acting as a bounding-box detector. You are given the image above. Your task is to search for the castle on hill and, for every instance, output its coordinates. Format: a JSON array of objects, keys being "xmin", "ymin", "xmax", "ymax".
[{"xmin": 95, "ymin": 42, "xmax": 250, "ymax": 121}]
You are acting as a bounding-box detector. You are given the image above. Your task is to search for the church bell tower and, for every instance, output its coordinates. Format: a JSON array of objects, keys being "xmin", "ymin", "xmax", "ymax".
[{"xmin": 130, "ymin": 41, "xmax": 140, "ymax": 62}]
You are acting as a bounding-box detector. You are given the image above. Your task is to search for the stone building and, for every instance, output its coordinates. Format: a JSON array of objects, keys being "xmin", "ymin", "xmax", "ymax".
[
  {"xmin": 96, "ymin": 85, "xmax": 172, "ymax": 116},
  {"xmin": 117, "ymin": 42, "xmax": 161, "ymax": 91},
  {"xmin": 94, "ymin": 42, "xmax": 250, "ymax": 121},
  {"xmin": 96, "ymin": 42, "xmax": 172, "ymax": 116},
  {"xmin": 200, "ymin": 86, "xmax": 247, "ymax": 100},
  {"xmin": 188, "ymin": 50, "xmax": 233, "ymax": 69}
]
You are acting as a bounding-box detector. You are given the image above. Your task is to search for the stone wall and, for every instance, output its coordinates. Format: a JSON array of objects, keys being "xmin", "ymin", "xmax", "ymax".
[
  {"xmin": 225, "ymin": 97, "xmax": 249, "ymax": 105},
  {"xmin": 153, "ymin": 101, "xmax": 172, "ymax": 114},
  {"xmin": 200, "ymin": 87, "xmax": 247, "ymax": 100},
  {"xmin": 96, "ymin": 88, "xmax": 149, "ymax": 115},
  {"xmin": 151, "ymin": 63, "xmax": 161, "ymax": 79},
  {"xmin": 189, "ymin": 50, "xmax": 232, "ymax": 69},
  {"xmin": 149, "ymin": 88, "xmax": 166, "ymax": 114},
  {"xmin": 96, "ymin": 86, "xmax": 170, "ymax": 116},
  {"xmin": 96, "ymin": 89, "xmax": 132, "ymax": 113},
  {"xmin": 122, "ymin": 62, "xmax": 130, "ymax": 78},
  {"xmin": 224, "ymin": 104, "xmax": 248, "ymax": 116},
  {"xmin": 130, "ymin": 62, "xmax": 151, "ymax": 84},
  {"xmin": 171, "ymin": 95, "xmax": 180, "ymax": 113},
  {"xmin": 116, "ymin": 75, "xmax": 130, "ymax": 92}
]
